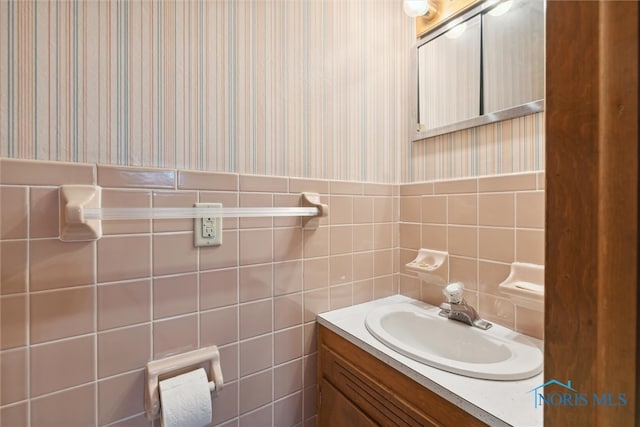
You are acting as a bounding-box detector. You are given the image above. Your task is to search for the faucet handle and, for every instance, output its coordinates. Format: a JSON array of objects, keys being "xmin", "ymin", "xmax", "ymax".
[{"xmin": 443, "ymin": 282, "xmax": 465, "ymax": 304}]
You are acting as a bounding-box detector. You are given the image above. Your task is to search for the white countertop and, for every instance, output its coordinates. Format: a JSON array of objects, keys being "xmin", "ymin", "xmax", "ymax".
[{"xmin": 317, "ymin": 295, "xmax": 543, "ymax": 427}]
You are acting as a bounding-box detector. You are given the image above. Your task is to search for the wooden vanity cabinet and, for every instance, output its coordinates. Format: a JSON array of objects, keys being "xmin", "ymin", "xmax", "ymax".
[{"xmin": 317, "ymin": 324, "xmax": 487, "ymax": 427}]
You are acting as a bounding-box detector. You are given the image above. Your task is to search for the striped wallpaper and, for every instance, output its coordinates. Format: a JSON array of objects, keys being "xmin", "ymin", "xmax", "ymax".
[
  {"xmin": 404, "ymin": 112, "xmax": 544, "ymax": 182},
  {"xmin": 0, "ymin": 1, "xmax": 544, "ymax": 184},
  {"xmin": 0, "ymin": 0, "xmax": 412, "ymax": 183}
]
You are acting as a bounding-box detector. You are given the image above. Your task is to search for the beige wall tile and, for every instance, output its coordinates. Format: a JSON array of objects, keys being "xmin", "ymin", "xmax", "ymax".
[
  {"xmin": 478, "ymin": 173, "xmax": 536, "ymax": 192},
  {"xmin": 30, "ymin": 287, "xmax": 94, "ymax": 344},
  {"xmin": 101, "ymin": 189, "xmax": 152, "ymax": 235},
  {"xmin": 478, "ymin": 294, "xmax": 515, "ymax": 330},
  {"xmin": 449, "ymin": 256, "xmax": 478, "ymax": 290},
  {"xmin": 303, "ymin": 354, "xmax": 318, "ymax": 389},
  {"xmin": 239, "ymin": 229, "xmax": 272, "ymax": 265},
  {"xmin": 97, "ymin": 280, "xmax": 151, "ymax": 331},
  {"xmin": 303, "ymin": 257, "xmax": 328, "ymax": 290},
  {"xmin": 98, "ymin": 324, "xmax": 150, "ymax": 378},
  {"xmin": 200, "ymin": 230, "xmax": 238, "ymax": 270},
  {"xmin": 434, "ymin": 178, "xmax": 476, "ymax": 194},
  {"xmin": 153, "ymin": 314, "xmax": 198, "ymax": 358},
  {"xmin": 274, "ymin": 260, "xmax": 303, "ymax": 296},
  {"xmin": 200, "ymin": 306, "xmax": 238, "ymax": 347},
  {"xmin": 98, "ymin": 370, "xmax": 145, "ymax": 426},
  {"xmin": 330, "ymin": 181, "xmax": 363, "ymax": 195},
  {"xmin": 240, "ymin": 175, "xmax": 288, "ymax": 193},
  {"xmin": 274, "ymin": 194, "xmax": 302, "ymax": 228},
  {"xmin": 303, "ymin": 226, "xmax": 328, "ymax": 258},
  {"xmin": 274, "ymin": 326, "xmax": 303, "ymax": 365},
  {"xmin": 178, "ymin": 170, "xmax": 238, "ymax": 191},
  {"xmin": 329, "ymin": 196, "xmax": 353, "ymax": 225},
  {"xmin": 364, "ymin": 183, "xmax": 393, "ymax": 196},
  {"xmin": 239, "ymin": 193, "xmax": 272, "ymax": 229},
  {"xmin": 1, "ymin": 240, "xmax": 27, "ymax": 294},
  {"xmin": 353, "ymin": 197, "xmax": 374, "ymax": 224},
  {"xmin": 516, "ymin": 191, "xmax": 545, "ymax": 228},
  {"xmin": 399, "ymin": 223, "xmax": 420, "ymax": 250},
  {"xmin": 537, "ymin": 172, "xmax": 545, "ymax": 190},
  {"xmin": 353, "ymin": 224, "xmax": 374, "ymax": 252},
  {"xmin": 275, "ymin": 393, "xmax": 303, "ymax": 427},
  {"xmin": 239, "ymin": 264, "xmax": 273, "ymax": 303},
  {"xmin": 30, "ymin": 336, "xmax": 95, "ymax": 397},
  {"xmin": 1, "ymin": 295, "xmax": 27, "ymax": 349},
  {"xmin": 373, "ymin": 276, "xmax": 395, "ymax": 298},
  {"xmin": 30, "ymin": 239, "xmax": 95, "ymax": 291},
  {"xmin": 330, "ymin": 284, "xmax": 353, "ymax": 310},
  {"xmin": 1, "ymin": 402, "xmax": 27, "ymax": 426},
  {"xmin": 329, "ymin": 225, "xmax": 353, "ymax": 255},
  {"xmin": 211, "ymin": 380, "xmax": 239, "ymax": 425},
  {"xmin": 373, "ymin": 197, "xmax": 393, "ymax": 222},
  {"xmin": 478, "ymin": 260, "xmax": 511, "ymax": 294},
  {"xmin": 289, "ymin": 178, "xmax": 328, "ymax": 195},
  {"xmin": 303, "ymin": 387, "xmax": 317, "ymax": 425},
  {"xmin": 399, "ymin": 196, "xmax": 421, "ymax": 222},
  {"xmin": 153, "ymin": 233, "xmax": 197, "ymax": 276},
  {"xmin": 400, "ymin": 182, "xmax": 433, "ymax": 196},
  {"xmin": 374, "ymin": 250, "xmax": 393, "ymax": 277},
  {"xmin": 239, "ymin": 370, "xmax": 272, "ymax": 415},
  {"xmin": 200, "ymin": 268, "xmax": 238, "ymax": 310},
  {"xmin": 29, "ymin": 187, "xmax": 59, "ymax": 238},
  {"xmin": 240, "ymin": 335, "xmax": 273, "ymax": 377},
  {"xmin": 353, "ymin": 252, "xmax": 374, "ymax": 281},
  {"xmin": 239, "ymin": 300, "xmax": 272, "ymax": 340},
  {"xmin": 373, "ymin": 222, "xmax": 393, "ymax": 249},
  {"xmin": 219, "ymin": 344, "xmax": 239, "ymax": 382},
  {"xmin": 1, "ymin": 158, "xmax": 95, "ymax": 186},
  {"xmin": 274, "ymin": 228, "xmax": 302, "ymax": 262},
  {"xmin": 274, "ymin": 360, "xmax": 303, "ymax": 400},
  {"xmin": 479, "ymin": 227, "xmax": 514, "ymax": 263},
  {"xmin": 303, "ymin": 289, "xmax": 328, "ymax": 323},
  {"xmin": 98, "ymin": 235, "xmax": 151, "ymax": 283},
  {"xmin": 329, "ymin": 254, "xmax": 352, "ymax": 286},
  {"xmin": 31, "ymin": 384, "xmax": 95, "ymax": 427},
  {"xmin": 515, "ymin": 306, "xmax": 544, "ymax": 339},
  {"xmin": 479, "ymin": 193, "xmax": 515, "ymax": 227},
  {"xmin": 153, "ymin": 273, "xmax": 198, "ymax": 319},
  {"xmin": 421, "ymin": 195, "xmax": 447, "ymax": 224},
  {"xmin": 98, "ymin": 165, "xmax": 175, "ymax": 189},
  {"xmin": 104, "ymin": 414, "xmax": 152, "ymax": 427},
  {"xmin": 353, "ymin": 279, "xmax": 374, "ymax": 304},
  {"xmin": 304, "ymin": 322, "xmax": 318, "ymax": 356},
  {"xmin": 448, "ymin": 226, "xmax": 477, "ymax": 258},
  {"xmin": 1, "ymin": 186, "xmax": 28, "ymax": 239},
  {"xmin": 420, "ymin": 224, "xmax": 447, "ymax": 251},
  {"xmin": 1, "ymin": 348, "xmax": 27, "ymax": 404},
  {"xmin": 516, "ymin": 229, "xmax": 545, "ymax": 264},
  {"xmin": 447, "ymin": 194, "xmax": 477, "ymax": 225},
  {"xmin": 153, "ymin": 191, "xmax": 198, "ymax": 232},
  {"xmin": 274, "ymin": 293, "xmax": 303, "ymax": 331}
]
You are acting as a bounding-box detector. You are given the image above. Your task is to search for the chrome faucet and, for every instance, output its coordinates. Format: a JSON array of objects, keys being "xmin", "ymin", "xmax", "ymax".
[{"xmin": 439, "ymin": 282, "xmax": 492, "ymax": 330}]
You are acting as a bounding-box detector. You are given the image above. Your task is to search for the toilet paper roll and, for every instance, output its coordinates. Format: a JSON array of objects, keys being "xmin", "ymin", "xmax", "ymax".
[{"xmin": 159, "ymin": 368, "xmax": 213, "ymax": 427}]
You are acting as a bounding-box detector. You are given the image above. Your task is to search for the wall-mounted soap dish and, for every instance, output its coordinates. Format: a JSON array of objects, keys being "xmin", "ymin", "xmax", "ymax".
[
  {"xmin": 498, "ymin": 262, "xmax": 544, "ymax": 312},
  {"xmin": 405, "ymin": 249, "xmax": 449, "ymax": 285}
]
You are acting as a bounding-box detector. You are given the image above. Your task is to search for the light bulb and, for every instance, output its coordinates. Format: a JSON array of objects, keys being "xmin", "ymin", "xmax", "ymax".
[
  {"xmin": 403, "ymin": 0, "xmax": 429, "ymax": 17},
  {"xmin": 488, "ymin": 0, "xmax": 513, "ymax": 16}
]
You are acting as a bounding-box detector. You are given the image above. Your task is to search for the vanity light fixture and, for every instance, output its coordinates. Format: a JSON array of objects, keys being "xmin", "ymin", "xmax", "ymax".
[{"xmin": 403, "ymin": 0, "xmax": 430, "ymax": 17}]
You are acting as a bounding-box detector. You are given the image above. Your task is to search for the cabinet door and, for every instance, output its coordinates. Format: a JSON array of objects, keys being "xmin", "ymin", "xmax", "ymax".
[
  {"xmin": 482, "ymin": 0, "xmax": 545, "ymax": 113},
  {"xmin": 418, "ymin": 14, "xmax": 481, "ymax": 130},
  {"xmin": 318, "ymin": 378, "xmax": 377, "ymax": 427}
]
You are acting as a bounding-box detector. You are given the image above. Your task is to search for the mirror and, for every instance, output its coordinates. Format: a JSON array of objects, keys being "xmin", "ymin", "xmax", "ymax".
[
  {"xmin": 483, "ymin": 0, "xmax": 545, "ymax": 113},
  {"xmin": 418, "ymin": 15, "xmax": 481, "ymax": 130},
  {"xmin": 412, "ymin": 0, "xmax": 545, "ymax": 141}
]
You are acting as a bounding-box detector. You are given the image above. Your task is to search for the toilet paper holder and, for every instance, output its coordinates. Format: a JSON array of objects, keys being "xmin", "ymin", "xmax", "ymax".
[{"xmin": 145, "ymin": 345, "xmax": 224, "ymax": 420}]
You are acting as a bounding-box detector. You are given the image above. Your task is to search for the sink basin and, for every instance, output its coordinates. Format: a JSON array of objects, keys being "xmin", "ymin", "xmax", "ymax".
[{"xmin": 365, "ymin": 301, "xmax": 543, "ymax": 380}]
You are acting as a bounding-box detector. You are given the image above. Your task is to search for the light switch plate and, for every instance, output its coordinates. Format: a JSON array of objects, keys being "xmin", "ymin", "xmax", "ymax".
[{"xmin": 194, "ymin": 203, "xmax": 222, "ymax": 247}]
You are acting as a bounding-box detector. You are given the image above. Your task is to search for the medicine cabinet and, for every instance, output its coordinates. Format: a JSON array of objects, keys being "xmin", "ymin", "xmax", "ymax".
[{"xmin": 411, "ymin": 0, "xmax": 545, "ymax": 141}]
